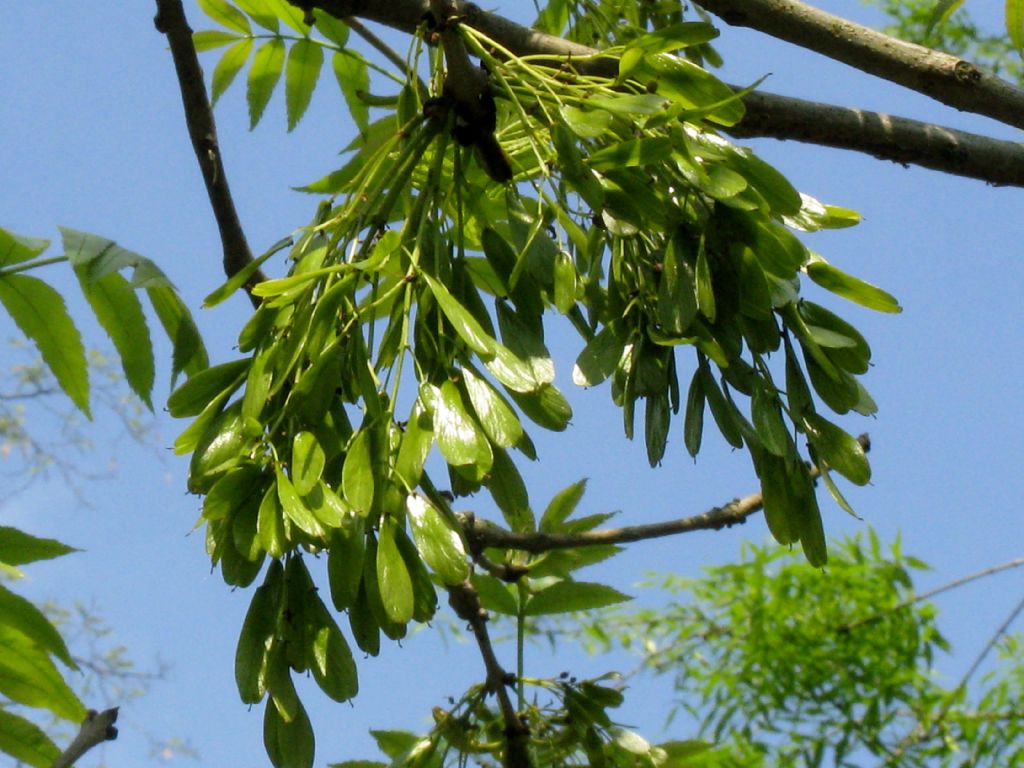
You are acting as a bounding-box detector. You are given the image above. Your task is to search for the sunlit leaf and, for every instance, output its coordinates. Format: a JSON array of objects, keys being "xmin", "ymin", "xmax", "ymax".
[
  {"xmin": 248, "ymin": 38, "xmax": 286, "ymax": 129},
  {"xmin": 286, "ymin": 39, "xmax": 323, "ymax": 131},
  {"xmin": 0, "ymin": 274, "xmax": 89, "ymax": 416},
  {"xmin": 524, "ymin": 581, "xmax": 632, "ymax": 616}
]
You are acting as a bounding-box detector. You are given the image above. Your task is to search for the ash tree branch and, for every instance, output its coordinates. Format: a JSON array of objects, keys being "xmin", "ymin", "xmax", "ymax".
[
  {"xmin": 447, "ymin": 582, "xmax": 532, "ymax": 768},
  {"xmin": 291, "ymin": 0, "xmax": 1024, "ymax": 187},
  {"xmin": 463, "ymin": 435, "xmax": 870, "ymax": 555},
  {"xmin": 154, "ymin": 0, "xmax": 266, "ymax": 305},
  {"xmin": 51, "ymin": 707, "xmax": 119, "ymax": 768},
  {"xmin": 696, "ymin": 0, "xmax": 1024, "ymax": 131}
]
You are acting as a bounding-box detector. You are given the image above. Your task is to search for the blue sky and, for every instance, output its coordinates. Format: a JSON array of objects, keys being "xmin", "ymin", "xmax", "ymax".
[{"xmin": 2, "ymin": 2, "xmax": 1023, "ymax": 765}]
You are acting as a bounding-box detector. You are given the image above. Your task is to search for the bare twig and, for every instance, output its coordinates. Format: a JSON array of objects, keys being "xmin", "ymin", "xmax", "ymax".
[
  {"xmin": 463, "ymin": 435, "xmax": 870, "ymax": 555},
  {"xmin": 841, "ymin": 557, "xmax": 1024, "ymax": 633},
  {"xmin": 153, "ymin": 0, "xmax": 265, "ymax": 304},
  {"xmin": 447, "ymin": 581, "xmax": 532, "ymax": 768},
  {"xmin": 882, "ymin": 592, "xmax": 1024, "ymax": 767},
  {"xmin": 51, "ymin": 707, "xmax": 119, "ymax": 768},
  {"xmin": 696, "ymin": 0, "xmax": 1024, "ymax": 131}
]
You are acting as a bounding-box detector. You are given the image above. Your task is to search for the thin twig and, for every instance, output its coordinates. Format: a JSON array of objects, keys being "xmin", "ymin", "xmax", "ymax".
[
  {"xmin": 153, "ymin": 0, "xmax": 265, "ymax": 304},
  {"xmin": 463, "ymin": 435, "xmax": 870, "ymax": 554},
  {"xmin": 841, "ymin": 557, "xmax": 1024, "ymax": 633},
  {"xmin": 51, "ymin": 707, "xmax": 119, "ymax": 768},
  {"xmin": 882, "ymin": 592, "xmax": 1024, "ymax": 767},
  {"xmin": 447, "ymin": 581, "xmax": 532, "ymax": 768}
]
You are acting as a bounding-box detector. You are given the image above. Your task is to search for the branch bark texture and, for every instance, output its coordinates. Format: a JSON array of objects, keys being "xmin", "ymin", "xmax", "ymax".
[
  {"xmin": 291, "ymin": 0, "xmax": 1024, "ymax": 186},
  {"xmin": 51, "ymin": 707, "xmax": 118, "ymax": 768},
  {"xmin": 696, "ymin": 0, "xmax": 1024, "ymax": 131},
  {"xmin": 154, "ymin": 0, "xmax": 266, "ymax": 301}
]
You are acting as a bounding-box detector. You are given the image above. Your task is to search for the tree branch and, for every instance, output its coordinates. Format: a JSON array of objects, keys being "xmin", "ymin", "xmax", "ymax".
[
  {"xmin": 154, "ymin": 0, "xmax": 265, "ymax": 304},
  {"xmin": 51, "ymin": 707, "xmax": 118, "ymax": 768},
  {"xmin": 447, "ymin": 581, "xmax": 531, "ymax": 768},
  {"xmin": 696, "ymin": 0, "xmax": 1024, "ymax": 131},
  {"xmin": 463, "ymin": 435, "xmax": 871, "ymax": 555},
  {"xmin": 292, "ymin": 0, "xmax": 1024, "ymax": 187}
]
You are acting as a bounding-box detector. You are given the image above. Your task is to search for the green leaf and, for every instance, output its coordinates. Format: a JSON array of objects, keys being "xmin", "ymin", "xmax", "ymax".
[
  {"xmin": 658, "ymin": 238, "xmax": 698, "ymax": 336},
  {"xmin": 700, "ymin": 363, "xmax": 742, "ymax": 449},
  {"xmin": 430, "ymin": 382, "xmax": 493, "ymax": 471},
  {"xmin": 265, "ymin": 0, "xmax": 310, "ymax": 34},
  {"xmin": 645, "ymin": 392, "xmax": 671, "ymax": 466},
  {"xmin": 751, "ymin": 384, "xmax": 790, "ymax": 458},
  {"xmin": 204, "ymin": 465, "xmax": 265, "ymax": 521},
  {"xmin": 806, "ymin": 261, "xmax": 901, "ymax": 313},
  {"xmin": 406, "ymin": 494, "xmax": 469, "ymax": 586},
  {"xmin": 285, "ymin": 39, "xmax": 323, "ymax": 131},
  {"xmin": 461, "ymin": 365, "xmax": 523, "ymax": 449},
  {"xmin": 559, "ymin": 104, "xmax": 612, "ymax": 140},
  {"xmin": 0, "ymin": 274, "xmax": 89, "ymax": 416},
  {"xmin": 589, "ymin": 137, "xmax": 673, "ymax": 171},
  {"xmin": 470, "ymin": 573, "xmax": 518, "ymax": 616},
  {"xmin": 803, "ymin": 414, "xmax": 870, "ymax": 486},
  {"xmin": 484, "ymin": 342, "xmax": 541, "ymax": 393},
  {"xmin": 757, "ymin": 453, "xmax": 799, "ymax": 545},
  {"xmin": 327, "ymin": 522, "xmax": 365, "ymax": 611},
  {"xmin": 540, "ymin": 479, "xmax": 587, "ymax": 533},
  {"xmin": 211, "ymin": 37, "xmax": 254, "ymax": 105},
  {"xmin": 263, "ymin": 696, "xmax": 315, "ymax": 768},
  {"xmin": 524, "ymin": 581, "xmax": 632, "ymax": 616},
  {"xmin": 0, "ymin": 589, "xmax": 74, "ymax": 667},
  {"xmin": 485, "ymin": 448, "xmax": 533, "ymax": 532},
  {"xmin": 291, "ymin": 431, "xmax": 325, "ymax": 496},
  {"xmin": 75, "ymin": 268, "xmax": 155, "ymax": 408},
  {"xmin": 394, "ymin": 402, "xmax": 433, "ymax": 488},
  {"xmin": 0, "ymin": 527, "xmax": 76, "ymax": 566},
  {"xmin": 332, "ymin": 52, "xmax": 370, "ymax": 135},
  {"xmin": 552, "ymin": 249, "xmax": 577, "ymax": 313},
  {"xmin": 376, "ymin": 517, "xmax": 414, "ymax": 624},
  {"xmin": 257, "ymin": 484, "xmax": 287, "ymax": 557},
  {"xmin": 276, "ymin": 467, "xmax": 325, "ymax": 538},
  {"xmin": 167, "ymin": 358, "xmax": 248, "ymax": 418},
  {"xmin": 495, "ymin": 302, "xmax": 555, "ymax": 385},
  {"xmin": 314, "ymin": 11, "xmax": 349, "ymax": 47},
  {"xmin": 235, "ymin": 560, "xmax": 280, "ymax": 704},
  {"xmin": 695, "ymin": 244, "xmax": 715, "ymax": 322},
  {"xmin": 308, "ymin": 617, "xmax": 358, "ymax": 702},
  {"xmin": 342, "ymin": 428, "xmax": 375, "ymax": 514},
  {"xmin": 0, "ymin": 626, "xmax": 84, "ymax": 721},
  {"xmin": 198, "ymin": 0, "xmax": 252, "ymax": 33},
  {"xmin": 248, "ymin": 38, "xmax": 286, "ymax": 129},
  {"xmin": 508, "ymin": 383, "xmax": 572, "ymax": 432},
  {"xmin": 193, "ymin": 30, "xmax": 242, "ymax": 52},
  {"xmin": 683, "ymin": 368, "xmax": 705, "ymax": 457},
  {"xmin": 731, "ymin": 150, "xmax": 802, "ymax": 216},
  {"xmin": 587, "ymin": 93, "xmax": 669, "ymax": 116},
  {"xmin": 147, "ymin": 284, "xmax": 209, "ymax": 382},
  {"xmin": 422, "ymin": 272, "xmax": 495, "ymax": 356},
  {"xmin": 234, "ymin": 0, "xmax": 279, "ymax": 32},
  {"xmin": 0, "ymin": 226, "xmax": 48, "ymax": 267},
  {"xmin": 1010, "ymin": 0, "xmax": 1024, "ymax": 53},
  {"xmin": 0, "ymin": 708, "xmax": 61, "ymax": 768},
  {"xmin": 573, "ymin": 323, "xmax": 627, "ymax": 387},
  {"xmin": 925, "ymin": 0, "xmax": 967, "ymax": 38}
]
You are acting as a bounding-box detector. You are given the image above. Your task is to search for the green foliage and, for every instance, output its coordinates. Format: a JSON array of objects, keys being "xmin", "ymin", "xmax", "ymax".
[
  {"xmin": 184, "ymin": 2, "xmax": 906, "ymax": 765},
  {"xmin": 0, "ymin": 528, "xmax": 85, "ymax": 767},
  {"xmin": 0, "ymin": 227, "xmax": 206, "ymax": 765},
  {"xmin": 562, "ymin": 533, "xmax": 1024, "ymax": 767}
]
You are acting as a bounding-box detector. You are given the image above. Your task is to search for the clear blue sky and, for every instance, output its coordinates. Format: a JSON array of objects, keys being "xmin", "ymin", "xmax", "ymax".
[{"xmin": 2, "ymin": 2, "xmax": 1022, "ymax": 766}]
